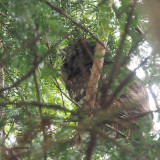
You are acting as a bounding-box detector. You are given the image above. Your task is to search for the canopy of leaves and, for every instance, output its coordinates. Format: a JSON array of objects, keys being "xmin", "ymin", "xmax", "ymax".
[{"xmin": 0, "ymin": 0, "xmax": 160, "ymax": 160}]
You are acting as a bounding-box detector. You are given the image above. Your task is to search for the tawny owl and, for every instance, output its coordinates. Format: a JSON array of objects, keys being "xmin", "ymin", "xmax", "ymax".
[{"xmin": 61, "ymin": 39, "xmax": 151, "ymax": 131}]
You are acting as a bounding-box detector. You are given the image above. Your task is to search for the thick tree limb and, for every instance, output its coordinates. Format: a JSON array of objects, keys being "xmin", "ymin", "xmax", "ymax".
[{"xmin": 84, "ymin": 42, "xmax": 107, "ymax": 112}]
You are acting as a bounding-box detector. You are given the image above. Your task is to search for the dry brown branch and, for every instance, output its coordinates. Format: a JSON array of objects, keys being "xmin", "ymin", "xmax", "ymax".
[
  {"xmin": 0, "ymin": 65, "xmax": 4, "ymax": 89},
  {"xmin": 76, "ymin": 54, "xmax": 153, "ymax": 137}
]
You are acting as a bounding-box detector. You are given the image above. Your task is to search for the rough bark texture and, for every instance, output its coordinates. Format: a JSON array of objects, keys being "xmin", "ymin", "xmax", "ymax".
[
  {"xmin": 61, "ymin": 39, "xmax": 151, "ymax": 131},
  {"xmin": 84, "ymin": 42, "xmax": 107, "ymax": 112}
]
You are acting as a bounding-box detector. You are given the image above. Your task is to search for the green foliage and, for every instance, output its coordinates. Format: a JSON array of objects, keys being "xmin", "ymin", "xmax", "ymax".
[{"xmin": 0, "ymin": 0, "xmax": 160, "ymax": 159}]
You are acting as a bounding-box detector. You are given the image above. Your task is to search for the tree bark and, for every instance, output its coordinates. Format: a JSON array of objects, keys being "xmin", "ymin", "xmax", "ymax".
[{"xmin": 84, "ymin": 42, "xmax": 107, "ymax": 113}]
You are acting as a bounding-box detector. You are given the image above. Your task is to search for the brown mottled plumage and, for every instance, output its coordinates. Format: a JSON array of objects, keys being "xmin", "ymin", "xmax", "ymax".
[{"xmin": 61, "ymin": 39, "xmax": 151, "ymax": 132}]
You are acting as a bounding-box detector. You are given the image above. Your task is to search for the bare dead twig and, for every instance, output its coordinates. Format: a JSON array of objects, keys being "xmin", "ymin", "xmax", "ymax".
[{"xmin": 0, "ymin": 64, "xmax": 5, "ymax": 138}]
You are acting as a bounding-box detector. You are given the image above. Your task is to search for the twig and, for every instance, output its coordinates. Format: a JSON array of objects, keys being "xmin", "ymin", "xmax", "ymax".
[
  {"xmin": 0, "ymin": 64, "xmax": 36, "ymax": 92},
  {"xmin": 3, "ymin": 121, "xmax": 14, "ymax": 143},
  {"xmin": 4, "ymin": 69, "xmax": 32, "ymax": 116},
  {"xmin": 95, "ymin": 127, "xmax": 138, "ymax": 158},
  {"xmin": 48, "ymin": 55, "xmax": 67, "ymax": 114},
  {"xmin": 0, "ymin": 31, "xmax": 43, "ymax": 65},
  {"xmin": 51, "ymin": 78, "xmax": 81, "ymax": 108},
  {"xmin": 46, "ymin": 34, "xmax": 68, "ymax": 114},
  {"xmin": 102, "ymin": 0, "xmax": 137, "ymax": 98},
  {"xmin": 4, "ymin": 69, "xmax": 25, "ymax": 101},
  {"xmin": 103, "ymin": 53, "xmax": 152, "ymax": 110},
  {"xmin": 0, "ymin": 101, "xmax": 74, "ymax": 114},
  {"xmin": 104, "ymin": 124, "xmax": 128, "ymax": 138},
  {"xmin": 0, "ymin": 31, "xmax": 71, "ymax": 93},
  {"xmin": 46, "ymin": 1, "xmax": 106, "ymax": 49},
  {"xmin": 118, "ymin": 35, "xmax": 145, "ymax": 68},
  {"xmin": 78, "ymin": 54, "xmax": 153, "ymax": 129}
]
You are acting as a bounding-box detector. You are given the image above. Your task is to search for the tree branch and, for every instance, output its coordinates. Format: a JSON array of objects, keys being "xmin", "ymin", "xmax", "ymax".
[
  {"xmin": 85, "ymin": 132, "xmax": 97, "ymax": 160},
  {"xmin": 0, "ymin": 31, "xmax": 71, "ymax": 93},
  {"xmin": 84, "ymin": 42, "xmax": 107, "ymax": 112},
  {"xmin": 46, "ymin": 1, "xmax": 106, "ymax": 49},
  {"xmin": 0, "ymin": 101, "xmax": 74, "ymax": 114},
  {"xmin": 101, "ymin": 0, "xmax": 138, "ymax": 98}
]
